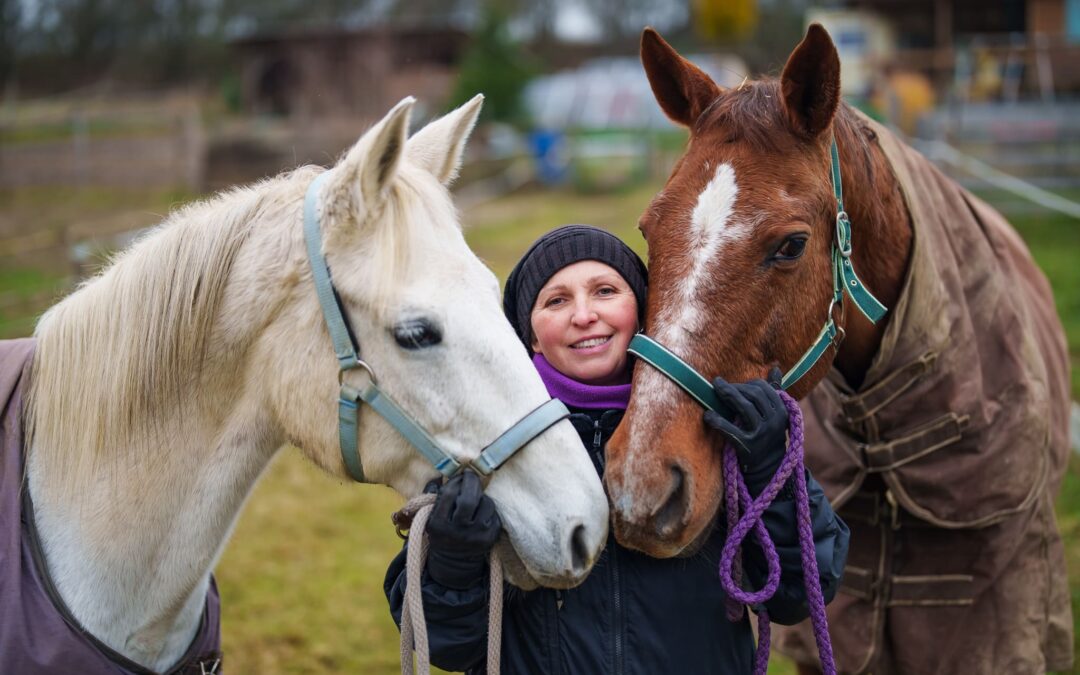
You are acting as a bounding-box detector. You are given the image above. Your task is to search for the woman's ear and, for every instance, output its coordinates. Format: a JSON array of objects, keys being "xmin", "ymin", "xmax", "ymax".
[{"xmin": 530, "ymin": 333, "xmax": 542, "ymax": 355}]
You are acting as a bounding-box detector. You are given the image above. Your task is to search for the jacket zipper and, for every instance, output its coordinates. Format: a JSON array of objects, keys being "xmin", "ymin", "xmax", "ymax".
[
  {"xmin": 611, "ymin": 538, "xmax": 623, "ymax": 674},
  {"xmin": 593, "ymin": 419, "xmax": 623, "ymax": 674},
  {"xmin": 592, "ymin": 419, "xmax": 605, "ymax": 471}
]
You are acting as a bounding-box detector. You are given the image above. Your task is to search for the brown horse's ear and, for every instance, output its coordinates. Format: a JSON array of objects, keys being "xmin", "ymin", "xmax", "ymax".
[
  {"xmin": 780, "ymin": 24, "xmax": 841, "ymax": 138},
  {"xmin": 641, "ymin": 27, "xmax": 722, "ymax": 128}
]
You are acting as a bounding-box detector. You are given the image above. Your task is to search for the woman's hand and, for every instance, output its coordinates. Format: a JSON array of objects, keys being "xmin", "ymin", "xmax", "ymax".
[
  {"xmin": 703, "ymin": 367, "xmax": 789, "ymax": 494},
  {"xmin": 424, "ymin": 470, "xmax": 502, "ymax": 589}
]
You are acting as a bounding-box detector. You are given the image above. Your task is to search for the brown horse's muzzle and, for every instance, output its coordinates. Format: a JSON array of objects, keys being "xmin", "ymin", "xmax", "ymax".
[{"xmin": 604, "ymin": 398, "xmax": 724, "ymax": 558}]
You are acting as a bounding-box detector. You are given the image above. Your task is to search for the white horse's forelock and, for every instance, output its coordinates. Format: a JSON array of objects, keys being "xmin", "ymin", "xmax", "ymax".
[{"xmin": 326, "ymin": 164, "xmax": 435, "ymax": 320}]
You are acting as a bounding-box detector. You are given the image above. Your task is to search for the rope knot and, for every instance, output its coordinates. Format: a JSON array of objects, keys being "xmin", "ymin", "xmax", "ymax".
[{"xmin": 392, "ymin": 493, "xmax": 437, "ymax": 539}]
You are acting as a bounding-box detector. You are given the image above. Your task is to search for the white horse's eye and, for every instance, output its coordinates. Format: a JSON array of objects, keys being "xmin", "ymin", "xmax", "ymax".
[{"xmin": 392, "ymin": 319, "xmax": 442, "ymax": 350}]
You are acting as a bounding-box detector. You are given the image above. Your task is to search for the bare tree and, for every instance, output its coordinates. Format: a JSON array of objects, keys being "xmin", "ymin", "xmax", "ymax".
[
  {"xmin": 580, "ymin": 0, "xmax": 687, "ymax": 40},
  {"xmin": 0, "ymin": 0, "xmax": 22, "ymax": 89}
]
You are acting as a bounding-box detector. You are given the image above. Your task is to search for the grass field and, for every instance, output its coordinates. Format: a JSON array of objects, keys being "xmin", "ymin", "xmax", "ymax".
[{"xmin": 0, "ymin": 180, "xmax": 1077, "ymax": 674}]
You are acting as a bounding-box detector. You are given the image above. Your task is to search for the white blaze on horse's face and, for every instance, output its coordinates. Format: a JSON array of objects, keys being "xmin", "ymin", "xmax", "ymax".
[
  {"xmin": 631, "ymin": 163, "xmax": 743, "ymax": 460},
  {"xmin": 272, "ymin": 97, "xmax": 607, "ymax": 588},
  {"xmin": 656, "ymin": 163, "xmax": 742, "ymax": 352}
]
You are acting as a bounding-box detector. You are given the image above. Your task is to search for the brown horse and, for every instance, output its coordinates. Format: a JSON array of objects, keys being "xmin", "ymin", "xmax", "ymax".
[{"xmin": 604, "ymin": 25, "xmax": 1073, "ymax": 673}]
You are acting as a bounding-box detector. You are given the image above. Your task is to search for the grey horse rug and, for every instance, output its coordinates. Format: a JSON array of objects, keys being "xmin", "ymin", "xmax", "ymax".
[
  {"xmin": 776, "ymin": 117, "xmax": 1073, "ymax": 673},
  {"xmin": 0, "ymin": 338, "xmax": 222, "ymax": 674}
]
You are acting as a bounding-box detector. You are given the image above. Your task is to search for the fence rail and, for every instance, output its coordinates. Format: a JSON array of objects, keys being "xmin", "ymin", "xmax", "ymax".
[
  {"xmin": 917, "ymin": 102, "xmax": 1080, "ymax": 194},
  {"xmin": 0, "ymin": 106, "xmax": 205, "ymax": 191}
]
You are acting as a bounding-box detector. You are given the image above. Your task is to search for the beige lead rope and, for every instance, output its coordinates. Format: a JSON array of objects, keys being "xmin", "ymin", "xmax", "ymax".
[{"xmin": 397, "ymin": 494, "xmax": 504, "ymax": 675}]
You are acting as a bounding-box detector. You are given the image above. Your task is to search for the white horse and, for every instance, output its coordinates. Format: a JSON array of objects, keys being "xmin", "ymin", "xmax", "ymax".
[{"xmin": 22, "ymin": 96, "xmax": 608, "ymax": 672}]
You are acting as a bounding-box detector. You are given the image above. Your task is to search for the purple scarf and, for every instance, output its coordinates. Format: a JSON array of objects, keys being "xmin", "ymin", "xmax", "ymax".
[{"xmin": 532, "ymin": 354, "xmax": 631, "ymax": 410}]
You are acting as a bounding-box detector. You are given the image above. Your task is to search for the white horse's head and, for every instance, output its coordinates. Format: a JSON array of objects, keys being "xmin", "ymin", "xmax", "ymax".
[{"xmin": 259, "ymin": 97, "xmax": 608, "ymax": 587}]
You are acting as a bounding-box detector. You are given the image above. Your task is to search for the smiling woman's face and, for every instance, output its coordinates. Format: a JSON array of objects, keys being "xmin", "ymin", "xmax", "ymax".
[{"xmin": 529, "ymin": 260, "xmax": 639, "ymax": 385}]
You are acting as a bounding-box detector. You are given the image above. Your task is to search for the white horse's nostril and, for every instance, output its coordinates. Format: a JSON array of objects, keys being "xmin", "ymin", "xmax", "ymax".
[{"xmin": 569, "ymin": 523, "xmax": 590, "ymax": 574}]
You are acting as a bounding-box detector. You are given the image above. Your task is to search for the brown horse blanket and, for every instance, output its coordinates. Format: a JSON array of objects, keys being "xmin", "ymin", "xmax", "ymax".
[
  {"xmin": 776, "ymin": 118, "xmax": 1073, "ymax": 673},
  {"xmin": 0, "ymin": 338, "xmax": 223, "ymax": 674}
]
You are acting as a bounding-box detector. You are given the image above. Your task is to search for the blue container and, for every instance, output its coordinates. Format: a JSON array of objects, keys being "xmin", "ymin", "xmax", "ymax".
[{"xmin": 528, "ymin": 129, "xmax": 569, "ymax": 185}]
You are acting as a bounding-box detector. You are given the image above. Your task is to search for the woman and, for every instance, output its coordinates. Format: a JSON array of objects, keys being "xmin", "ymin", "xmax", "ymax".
[{"xmin": 385, "ymin": 224, "xmax": 849, "ymax": 674}]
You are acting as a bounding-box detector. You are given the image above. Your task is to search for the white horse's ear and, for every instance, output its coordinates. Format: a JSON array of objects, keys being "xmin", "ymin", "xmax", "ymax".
[
  {"xmin": 332, "ymin": 97, "xmax": 415, "ymax": 212},
  {"xmin": 406, "ymin": 94, "xmax": 484, "ymax": 186}
]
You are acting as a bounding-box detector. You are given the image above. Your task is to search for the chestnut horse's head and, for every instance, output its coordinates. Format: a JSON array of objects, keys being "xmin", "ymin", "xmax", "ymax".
[{"xmin": 606, "ymin": 25, "xmax": 885, "ymax": 557}]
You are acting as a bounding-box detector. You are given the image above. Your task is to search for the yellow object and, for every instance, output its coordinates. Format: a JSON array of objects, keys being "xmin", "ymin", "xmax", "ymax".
[
  {"xmin": 970, "ymin": 48, "xmax": 1003, "ymax": 102},
  {"xmin": 693, "ymin": 0, "xmax": 757, "ymax": 40},
  {"xmin": 871, "ymin": 70, "xmax": 935, "ymax": 135}
]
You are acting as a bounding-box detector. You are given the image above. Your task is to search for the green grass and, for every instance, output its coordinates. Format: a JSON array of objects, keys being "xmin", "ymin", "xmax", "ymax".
[
  {"xmin": 1003, "ymin": 209, "xmax": 1080, "ymax": 397},
  {"xmin": 216, "ymin": 451, "xmax": 411, "ymax": 674},
  {"xmin": 0, "ymin": 266, "xmax": 68, "ymax": 338},
  {"xmin": 0, "ymin": 117, "xmax": 178, "ymax": 145},
  {"xmin": 463, "ymin": 183, "xmax": 653, "ymax": 279},
  {"xmin": 0, "ymin": 185, "xmax": 195, "ymax": 215},
  {"xmin": 0, "ymin": 182, "xmax": 1076, "ymax": 673},
  {"xmin": 0, "ymin": 186, "xmax": 197, "ymax": 338}
]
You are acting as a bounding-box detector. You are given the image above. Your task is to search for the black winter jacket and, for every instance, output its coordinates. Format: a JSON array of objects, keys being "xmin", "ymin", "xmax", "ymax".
[{"xmin": 384, "ymin": 407, "xmax": 849, "ymax": 675}]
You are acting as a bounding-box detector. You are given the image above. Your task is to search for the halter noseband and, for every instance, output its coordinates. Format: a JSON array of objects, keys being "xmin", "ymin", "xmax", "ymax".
[
  {"xmin": 628, "ymin": 136, "xmax": 887, "ymax": 407},
  {"xmin": 303, "ymin": 172, "xmax": 570, "ymax": 483}
]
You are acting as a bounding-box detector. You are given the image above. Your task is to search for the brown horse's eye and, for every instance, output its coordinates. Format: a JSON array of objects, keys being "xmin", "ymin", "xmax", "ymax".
[{"xmin": 773, "ymin": 235, "xmax": 808, "ymax": 261}]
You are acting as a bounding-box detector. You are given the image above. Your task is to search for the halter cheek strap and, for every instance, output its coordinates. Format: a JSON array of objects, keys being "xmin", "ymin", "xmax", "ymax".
[
  {"xmin": 780, "ymin": 138, "xmax": 886, "ymax": 389},
  {"xmin": 303, "ymin": 172, "xmax": 569, "ymax": 483}
]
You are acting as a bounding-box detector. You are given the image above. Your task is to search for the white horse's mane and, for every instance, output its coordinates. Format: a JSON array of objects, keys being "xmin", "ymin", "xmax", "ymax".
[{"xmin": 25, "ymin": 158, "xmax": 432, "ymax": 502}]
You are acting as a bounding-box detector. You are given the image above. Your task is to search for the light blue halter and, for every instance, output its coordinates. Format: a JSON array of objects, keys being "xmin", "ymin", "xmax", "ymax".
[
  {"xmin": 303, "ymin": 172, "xmax": 570, "ymax": 483},
  {"xmin": 628, "ymin": 137, "xmax": 887, "ymax": 413}
]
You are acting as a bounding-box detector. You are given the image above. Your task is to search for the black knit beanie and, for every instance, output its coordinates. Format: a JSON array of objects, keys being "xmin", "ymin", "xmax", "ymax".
[{"xmin": 503, "ymin": 224, "xmax": 648, "ymax": 352}]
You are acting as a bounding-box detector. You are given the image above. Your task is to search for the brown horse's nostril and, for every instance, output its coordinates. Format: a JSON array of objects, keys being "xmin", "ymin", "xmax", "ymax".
[
  {"xmin": 570, "ymin": 523, "xmax": 591, "ymax": 574},
  {"xmin": 652, "ymin": 464, "xmax": 689, "ymax": 538}
]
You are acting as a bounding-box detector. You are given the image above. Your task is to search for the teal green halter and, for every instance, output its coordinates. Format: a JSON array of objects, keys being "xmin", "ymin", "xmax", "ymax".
[
  {"xmin": 628, "ymin": 137, "xmax": 886, "ymax": 412},
  {"xmin": 303, "ymin": 172, "xmax": 570, "ymax": 483}
]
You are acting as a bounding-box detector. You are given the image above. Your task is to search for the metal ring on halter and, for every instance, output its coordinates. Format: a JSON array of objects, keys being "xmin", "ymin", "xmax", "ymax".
[
  {"xmin": 339, "ymin": 359, "xmax": 377, "ymax": 385},
  {"xmin": 832, "ymin": 324, "xmax": 847, "ymax": 347},
  {"xmin": 829, "ymin": 298, "xmax": 847, "ymax": 347},
  {"xmin": 824, "ymin": 296, "xmax": 838, "ymax": 327}
]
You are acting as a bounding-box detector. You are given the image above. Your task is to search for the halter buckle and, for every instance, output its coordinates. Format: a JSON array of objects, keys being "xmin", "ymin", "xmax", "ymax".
[{"xmin": 835, "ymin": 211, "xmax": 853, "ymax": 259}]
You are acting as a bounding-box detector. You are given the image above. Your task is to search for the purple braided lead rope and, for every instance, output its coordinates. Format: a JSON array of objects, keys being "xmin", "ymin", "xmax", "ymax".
[{"xmin": 717, "ymin": 390, "xmax": 836, "ymax": 675}]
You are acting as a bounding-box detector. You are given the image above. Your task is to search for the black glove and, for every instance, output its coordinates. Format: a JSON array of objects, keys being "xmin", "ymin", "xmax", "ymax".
[
  {"xmin": 703, "ymin": 367, "xmax": 789, "ymax": 497},
  {"xmin": 424, "ymin": 470, "xmax": 502, "ymax": 589}
]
